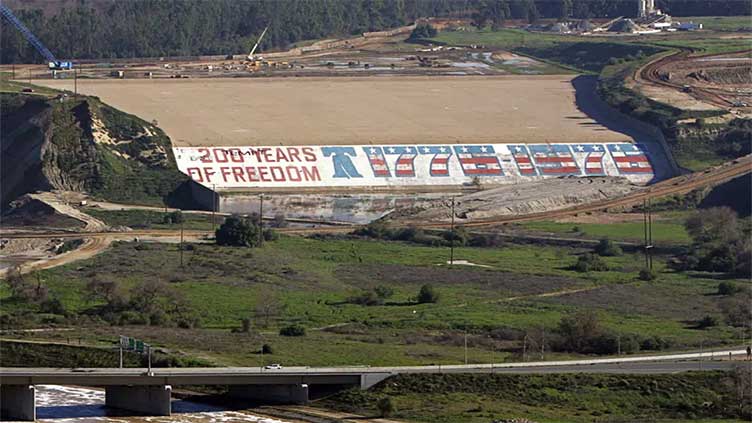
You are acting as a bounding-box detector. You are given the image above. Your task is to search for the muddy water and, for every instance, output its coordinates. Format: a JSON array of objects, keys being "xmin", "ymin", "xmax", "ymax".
[{"xmin": 35, "ymin": 385, "xmax": 291, "ymax": 423}]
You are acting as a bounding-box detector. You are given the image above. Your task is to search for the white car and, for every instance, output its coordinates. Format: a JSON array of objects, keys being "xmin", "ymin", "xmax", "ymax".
[{"xmin": 264, "ymin": 363, "xmax": 283, "ymax": 370}]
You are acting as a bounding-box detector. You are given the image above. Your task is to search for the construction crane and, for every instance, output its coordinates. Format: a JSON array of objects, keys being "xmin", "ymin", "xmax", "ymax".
[
  {"xmin": 247, "ymin": 26, "xmax": 269, "ymax": 61},
  {"xmin": 0, "ymin": 3, "xmax": 72, "ymax": 70}
]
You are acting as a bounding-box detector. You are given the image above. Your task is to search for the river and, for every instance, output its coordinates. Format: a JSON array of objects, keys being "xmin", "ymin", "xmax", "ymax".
[{"xmin": 35, "ymin": 385, "xmax": 292, "ymax": 423}]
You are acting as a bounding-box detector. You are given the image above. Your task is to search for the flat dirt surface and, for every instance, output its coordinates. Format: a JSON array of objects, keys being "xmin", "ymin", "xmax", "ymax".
[{"xmin": 38, "ymin": 76, "xmax": 630, "ymax": 146}]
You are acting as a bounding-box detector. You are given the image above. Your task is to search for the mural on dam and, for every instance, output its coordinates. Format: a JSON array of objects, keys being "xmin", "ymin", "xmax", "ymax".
[{"xmin": 173, "ymin": 143, "xmax": 655, "ymax": 189}]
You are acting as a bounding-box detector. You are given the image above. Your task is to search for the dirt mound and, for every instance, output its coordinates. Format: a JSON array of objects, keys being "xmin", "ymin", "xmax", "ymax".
[
  {"xmin": 389, "ymin": 177, "xmax": 638, "ymax": 223},
  {"xmin": 2, "ymin": 195, "xmax": 83, "ymax": 229}
]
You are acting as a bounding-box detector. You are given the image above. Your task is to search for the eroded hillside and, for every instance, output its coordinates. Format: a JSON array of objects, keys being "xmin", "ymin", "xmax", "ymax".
[{"xmin": 1, "ymin": 93, "xmax": 188, "ymax": 209}]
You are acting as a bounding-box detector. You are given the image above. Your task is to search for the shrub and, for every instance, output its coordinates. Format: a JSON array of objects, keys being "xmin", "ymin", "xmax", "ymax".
[
  {"xmin": 163, "ymin": 210, "xmax": 184, "ymax": 224},
  {"xmin": 240, "ymin": 317, "xmax": 252, "ymax": 333},
  {"xmin": 718, "ymin": 281, "xmax": 741, "ymax": 296},
  {"xmin": 374, "ymin": 286, "xmax": 394, "ymax": 299},
  {"xmin": 417, "ymin": 284, "xmax": 439, "ymax": 304},
  {"xmin": 216, "ymin": 215, "xmax": 260, "ymax": 247},
  {"xmin": 408, "ymin": 23, "xmax": 437, "ymax": 40},
  {"xmin": 638, "ymin": 268, "xmax": 657, "ymax": 281},
  {"xmin": 39, "ymin": 297, "xmax": 66, "ymax": 315},
  {"xmin": 573, "ymin": 253, "xmax": 609, "ymax": 272},
  {"xmin": 697, "ymin": 315, "xmax": 718, "ymax": 329},
  {"xmin": 279, "ymin": 324, "xmax": 306, "ymax": 337},
  {"xmin": 595, "ymin": 238, "xmax": 623, "ymax": 257},
  {"xmin": 442, "ymin": 226, "xmax": 468, "ymax": 246},
  {"xmin": 348, "ymin": 291, "xmax": 383, "ymax": 306},
  {"xmin": 272, "ymin": 213, "xmax": 288, "ymax": 228},
  {"xmin": 261, "ymin": 343, "xmax": 273, "ymax": 354},
  {"xmin": 263, "ymin": 228, "xmax": 279, "ymax": 241},
  {"xmin": 377, "ymin": 396, "xmax": 395, "ymax": 417}
]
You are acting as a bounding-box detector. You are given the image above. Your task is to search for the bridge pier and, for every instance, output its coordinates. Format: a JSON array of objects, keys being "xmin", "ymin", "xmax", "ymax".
[
  {"xmin": 105, "ymin": 385, "xmax": 172, "ymax": 416},
  {"xmin": 0, "ymin": 385, "xmax": 36, "ymax": 421},
  {"xmin": 228, "ymin": 384, "xmax": 309, "ymax": 404}
]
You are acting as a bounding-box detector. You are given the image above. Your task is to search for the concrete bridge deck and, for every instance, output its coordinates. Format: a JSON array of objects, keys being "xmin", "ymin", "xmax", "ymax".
[{"xmin": 1, "ymin": 350, "xmax": 749, "ymax": 420}]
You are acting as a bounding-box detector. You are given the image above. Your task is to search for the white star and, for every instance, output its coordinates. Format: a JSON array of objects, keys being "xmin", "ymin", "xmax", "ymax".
[
  {"xmin": 461, "ymin": 146, "xmax": 469, "ymax": 153},
  {"xmin": 439, "ymin": 147, "xmax": 447, "ymax": 153},
  {"xmin": 613, "ymin": 145, "xmax": 621, "ymax": 151},
  {"xmin": 515, "ymin": 146, "xmax": 522, "ymax": 152},
  {"xmin": 422, "ymin": 147, "xmax": 430, "ymax": 153},
  {"xmin": 369, "ymin": 148, "xmax": 377, "ymax": 154},
  {"xmin": 480, "ymin": 146, "xmax": 488, "ymax": 153},
  {"xmin": 592, "ymin": 145, "xmax": 601, "ymax": 151},
  {"xmin": 576, "ymin": 145, "xmax": 584, "ymax": 152},
  {"xmin": 405, "ymin": 147, "xmax": 412, "ymax": 153},
  {"xmin": 388, "ymin": 147, "xmax": 396, "ymax": 154}
]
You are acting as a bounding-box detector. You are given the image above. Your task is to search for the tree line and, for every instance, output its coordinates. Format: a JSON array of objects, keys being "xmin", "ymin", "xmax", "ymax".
[{"xmin": 2, "ymin": 0, "xmax": 749, "ymax": 64}]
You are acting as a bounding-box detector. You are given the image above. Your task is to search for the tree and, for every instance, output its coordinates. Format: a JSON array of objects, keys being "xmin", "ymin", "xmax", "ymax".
[
  {"xmin": 85, "ymin": 278, "xmax": 124, "ymax": 306},
  {"xmin": 408, "ymin": 22, "xmax": 437, "ymax": 40},
  {"xmin": 685, "ymin": 207, "xmax": 739, "ymax": 246},
  {"xmin": 255, "ymin": 290, "xmax": 281, "ymax": 328},
  {"xmin": 375, "ymin": 285, "xmax": 394, "ymax": 300},
  {"xmin": 594, "ymin": 238, "xmax": 622, "ymax": 257},
  {"xmin": 417, "ymin": 284, "xmax": 439, "ymax": 304},
  {"xmin": 377, "ymin": 397, "xmax": 395, "ymax": 417},
  {"xmin": 279, "ymin": 324, "xmax": 306, "ymax": 336},
  {"xmin": 129, "ymin": 279, "xmax": 168, "ymax": 313},
  {"xmin": 718, "ymin": 281, "xmax": 741, "ymax": 296},
  {"xmin": 557, "ymin": 310, "xmax": 602, "ymax": 353},
  {"xmin": 573, "ymin": 253, "xmax": 609, "ymax": 272},
  {"xmin": 215, "ymin": 215, "xmax": 260, "ymax": 247}
]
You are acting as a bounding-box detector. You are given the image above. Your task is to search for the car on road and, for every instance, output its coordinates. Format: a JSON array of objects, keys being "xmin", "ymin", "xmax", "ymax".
[{"xmin": 264, "ymin": 363, "xmax": 283, "ymax": 370}]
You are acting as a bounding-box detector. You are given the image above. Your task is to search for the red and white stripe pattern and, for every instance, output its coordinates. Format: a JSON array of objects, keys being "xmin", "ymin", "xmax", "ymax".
[
  {"xmin": 384, "ymin": 146, "xmax": 418, "ymax": 177},
  {"xmin": 608, "ymin": 143, "xmax": 652, "ymax": 174},
  {"xmin": 573, "ymin": 144, "xmax": 607, "ymax": 176},
  {"xmin": 363, "ymin": 147, "xmax": 390, "ymax": 177},
  {"xmin": 419, "ymin": 146, "xmax": 453, "ymax": 177},
  {"xmin": 529, "ymin": 144, "xmax": 580, "ymax": 175},
  {"xmin": 509, "ymin": 145, "xmax": 537, "ymax": 176},
  {"xmin": 453, "ymin": 145, "xmax": 503, "ymax": 176}
]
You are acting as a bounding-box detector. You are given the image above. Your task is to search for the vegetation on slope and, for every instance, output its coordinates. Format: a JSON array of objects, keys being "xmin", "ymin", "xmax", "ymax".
[
  {"xmin": 321, "ymin": 371, "xmax": 752, "ymax": 422},
  {"xmin": 1, "ymin": 92, "xmax": 188, "ymax": 207}
]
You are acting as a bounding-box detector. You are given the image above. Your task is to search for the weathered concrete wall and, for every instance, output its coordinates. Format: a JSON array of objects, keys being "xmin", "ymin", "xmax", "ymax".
[
  {"xmin": 0, "ymin": 385, "xmax": 36, "ymax": 421},
  {"xmin": 105, "ymin": 385, "xmax": 172, "ymax": 416},
  {"xmin": 228, "ymin": 384, "xmax": 309, "ymax": 404}
]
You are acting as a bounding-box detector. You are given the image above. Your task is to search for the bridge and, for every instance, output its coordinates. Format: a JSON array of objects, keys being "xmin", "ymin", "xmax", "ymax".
[{"xmin": 1, "ymin": 349, "xmax": 749, "ymax": 420}]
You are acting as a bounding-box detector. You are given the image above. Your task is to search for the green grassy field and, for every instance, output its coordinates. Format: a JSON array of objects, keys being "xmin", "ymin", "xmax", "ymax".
[
  {"xmin": 3, "ymin": 235, "xmax": 748, "ymax": 367},
  {"xmin": 319, "ymin": 372, "xmax": 752, "ymax": 423},
  {"xmin": 84, "ymin": 208, "xmax": 217, "ymax": 231},
  {"xmin": 0, "ymin": 71, "xmax": 61, "ymax": 97},
  {"xmin": 519, "ymin": 220, "xmax": 691, "ymax": 243},
  {"xmin": 683, "ymin": 16, "xmax": 752, "ymax": 31}
]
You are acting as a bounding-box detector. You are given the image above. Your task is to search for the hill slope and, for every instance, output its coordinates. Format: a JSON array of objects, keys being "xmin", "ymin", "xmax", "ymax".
[{"xmin": 1, "ymin": 93, "xmax": 188, "ymax": 209}]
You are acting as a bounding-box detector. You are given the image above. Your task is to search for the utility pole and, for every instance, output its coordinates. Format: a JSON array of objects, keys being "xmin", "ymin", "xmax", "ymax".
[
  {"xmin": 643, "ymin": 199, "xmax": 649, "ymax": 269},
  {"xmin": 522, "ymin": 334, "xmax": 527, "ymax": 362},
  {"xmin": 11, "ymin": 64, "xmax": 15, "ymax": 79},
  {"xmin": 648, "ymin": 199, "xmax": 653, "ymax": 270},
  {"xmin": 28, "ymin": 68, "xmax": 31, "ymax": 85},
  {"xmin": 464, "ymin": 330, "xmax": 468, "ymax": 365},
  {"xmin": 449, "ymin": 197, "xmax": 455, "ymax": 266},
  {"xmin": 211, "ymin": 184, "xmax": 216, "ymax": 231},
  {"xmin": 179, "ymin": 218, "xmax": 184, "ymax": 267},
  {"xmin": 147, "ymin": 344, "xmax": 152, "ymax": 374},
  {"xmin": 540, "ymin": 327, "xmax": 545, "ymax": 360},
  {"xmin": 74, "ymin": 68, "xmax": 78, "ymax": 97},
  {"xmin": 258, "ymin": 194, "xmax": 264, "ymax": 247}
]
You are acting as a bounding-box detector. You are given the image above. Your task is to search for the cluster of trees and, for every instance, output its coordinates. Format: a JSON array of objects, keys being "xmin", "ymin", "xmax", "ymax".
[
  {"xmin": 4, "ymin": 0, "xmax": 749, "ymax": 64},
  {"xmin": 1, "ymin": 0, "xmax": 467, "ymax": 64},
  {"xmin": 355, "ymin": 221, "xmax": 505, "ymax": 248},
  {"xmin": 675, "ymin": 207, "xmax": 751, "ymax": 277},
  {"xmin": 215, "ymin": 215, "xmax": 276, "ymax": 247},
  {"xmin": 84, "ymin": 278, "xmax": 201, "ymax": 328}
]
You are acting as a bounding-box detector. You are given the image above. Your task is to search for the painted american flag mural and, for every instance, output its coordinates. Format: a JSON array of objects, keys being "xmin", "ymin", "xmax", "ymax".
[{"xmin": 173, "ymin": 142, "xmax": 656, "ymax": 189}]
